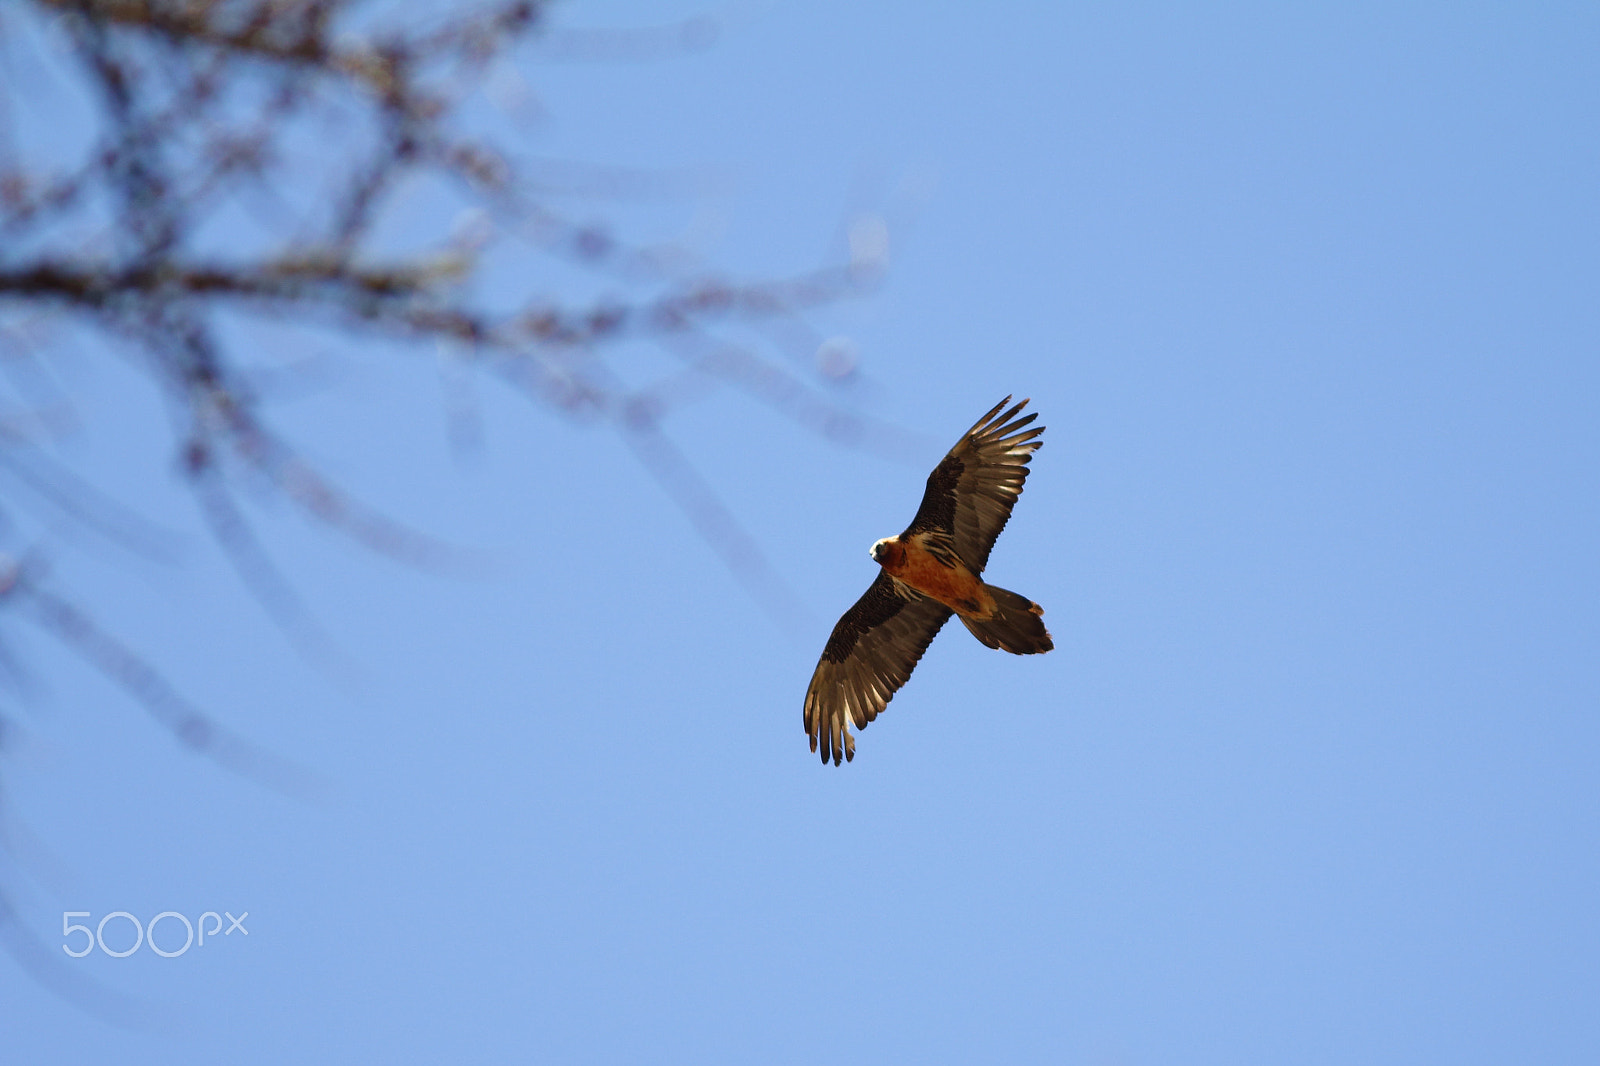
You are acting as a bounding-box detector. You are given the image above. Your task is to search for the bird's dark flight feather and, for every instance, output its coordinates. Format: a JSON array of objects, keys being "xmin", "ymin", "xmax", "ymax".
[
  {"xmin": 804, "ymin": 572, "xmax": 952, "ymax": 765},
  {"xmin": 905, "ymin": 396, "xmax": 1042, "ymax": 573}
]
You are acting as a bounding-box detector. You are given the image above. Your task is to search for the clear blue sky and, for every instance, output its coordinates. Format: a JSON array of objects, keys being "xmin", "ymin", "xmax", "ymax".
[{"xmin": 4, "ymin": 2, "xmax": 1598, "ymax": 1063}]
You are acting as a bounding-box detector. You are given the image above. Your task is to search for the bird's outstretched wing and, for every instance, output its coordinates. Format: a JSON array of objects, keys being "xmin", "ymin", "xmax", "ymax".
[
  {"xmin": 904, "ymin": 396, "xmax": 1043, "ymax": 573},
  {"xmin": 803, "ymin": 571, "xmax": 953, "ymax": 765}
]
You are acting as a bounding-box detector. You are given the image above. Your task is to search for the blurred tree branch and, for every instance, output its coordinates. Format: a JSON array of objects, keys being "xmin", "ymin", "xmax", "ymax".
[
  {"xmin": 0, "ymin": 0, "xmax": 896, "ymax": 1000},
  {"xmin": 0, "ymin": 0, "xmax": 893, "ymax": 668}
]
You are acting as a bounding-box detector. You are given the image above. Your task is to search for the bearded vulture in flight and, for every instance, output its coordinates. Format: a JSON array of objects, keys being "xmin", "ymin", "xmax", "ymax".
[{"xmin": 803, "ymin": 396, "xmax": 1053, "ymax": 764}]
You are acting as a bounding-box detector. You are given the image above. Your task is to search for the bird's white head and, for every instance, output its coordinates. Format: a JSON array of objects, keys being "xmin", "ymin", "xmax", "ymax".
[{"xmin": 870, "ymin": 537, "xmax": 896, "ymax": 564}]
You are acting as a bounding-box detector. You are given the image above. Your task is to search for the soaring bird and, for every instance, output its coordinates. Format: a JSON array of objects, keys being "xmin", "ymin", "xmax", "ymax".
[{"xmin": 803, "ymin": 397, "xmax": 1053, "ymax": 764}]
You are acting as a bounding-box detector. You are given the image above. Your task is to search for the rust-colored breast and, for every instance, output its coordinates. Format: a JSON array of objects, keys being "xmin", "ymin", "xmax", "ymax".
[{"xmin": 881, "ymin": 535, "xmax": 994, "ymax": 618}]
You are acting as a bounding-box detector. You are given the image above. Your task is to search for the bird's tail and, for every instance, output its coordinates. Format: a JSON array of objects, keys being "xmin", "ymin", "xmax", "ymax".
[{"xmin": 959, "ymin": 585, "xmax": 1054, "ymax": 655}]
